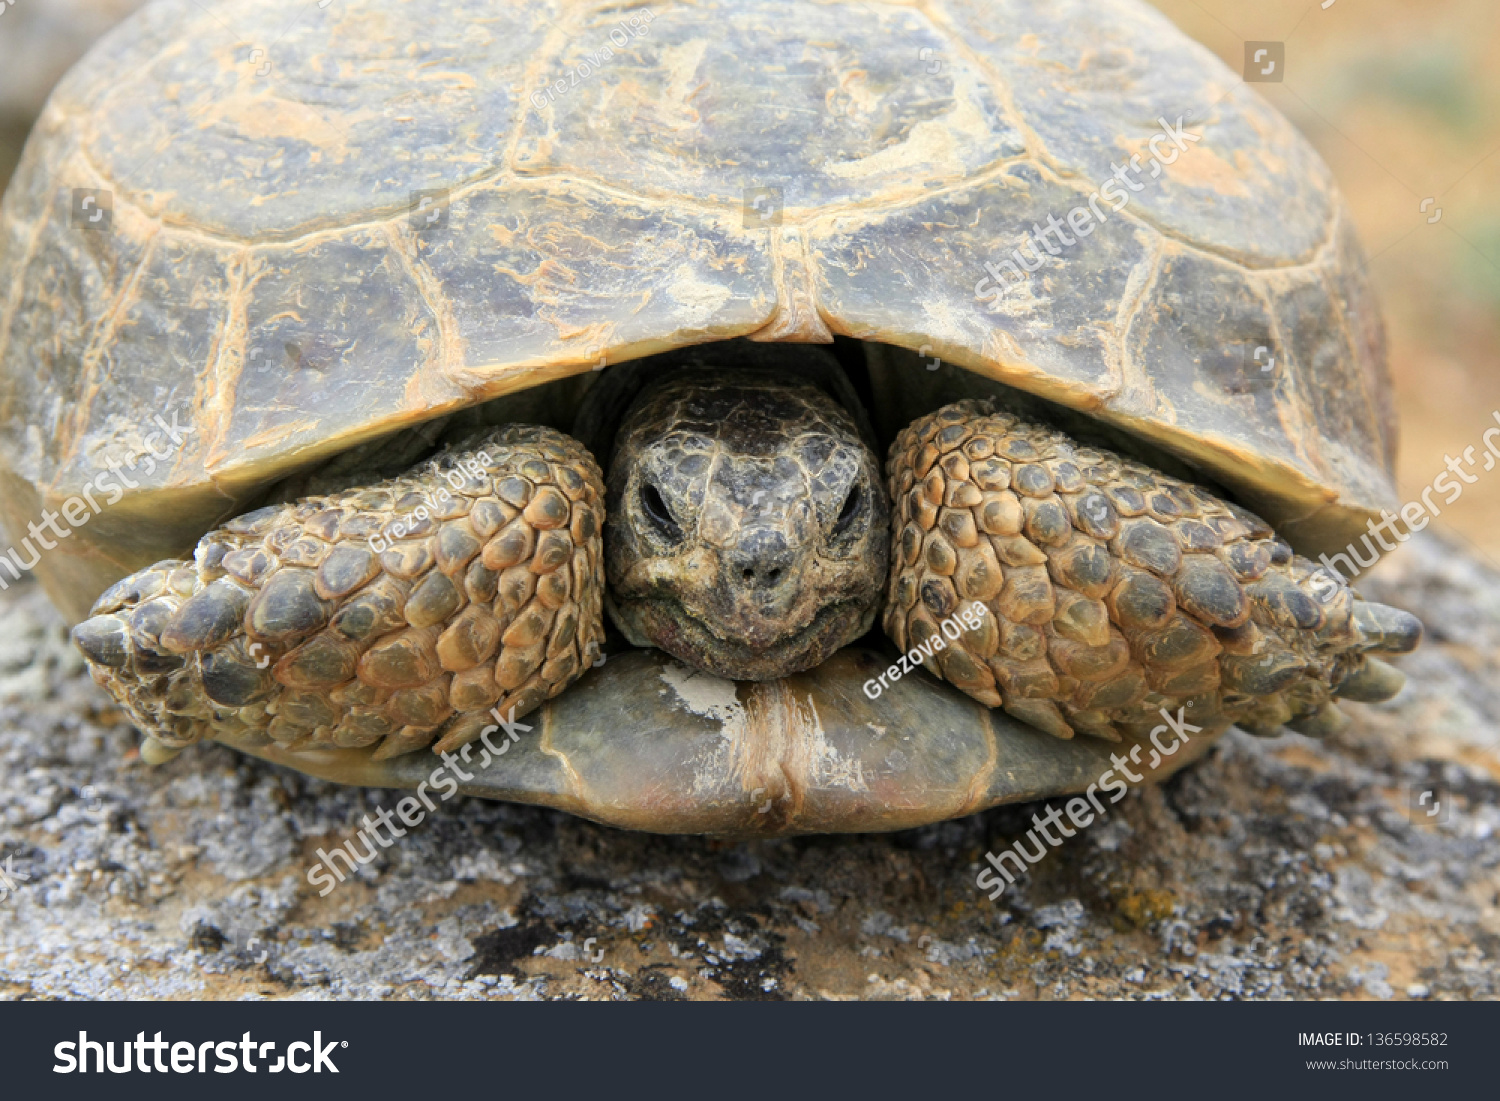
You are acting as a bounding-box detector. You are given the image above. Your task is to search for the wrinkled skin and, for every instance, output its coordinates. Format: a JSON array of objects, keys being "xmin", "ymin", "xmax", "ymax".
[{"xmin": 604, "ymin": 368, "xmax": 888, "ymax": 680}]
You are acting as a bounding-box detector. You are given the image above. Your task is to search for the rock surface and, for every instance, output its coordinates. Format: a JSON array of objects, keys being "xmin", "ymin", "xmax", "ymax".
[{"xmin": 0, "ymin": 533, "xmax": 1496, "ymax": 1000}]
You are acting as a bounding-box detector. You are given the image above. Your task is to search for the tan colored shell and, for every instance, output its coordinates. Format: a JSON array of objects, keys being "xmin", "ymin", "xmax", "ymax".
[{"xmin": 0, "ymin": 0, "xmax": 1395, "ymax": 622}]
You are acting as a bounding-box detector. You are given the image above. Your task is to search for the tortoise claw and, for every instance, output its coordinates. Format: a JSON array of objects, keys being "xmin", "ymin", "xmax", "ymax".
[
  {"xmin": 1336, "ymin": 656, "xmax": 1407, "ymax": 703},
  {"xmin": 72, "ymin": 616, "xmax": 131, "ymax": 668},
  {"xmin": 140, "ymin": 735, "xmax": 185, "ymax": 765},
  {"xmin": 1285, "ymin": 703, "xmax": 1351, "ymax": 740},
  {"xmin": 1353, "ymin": 601, "xmax": 1423, "ymax": 654}
]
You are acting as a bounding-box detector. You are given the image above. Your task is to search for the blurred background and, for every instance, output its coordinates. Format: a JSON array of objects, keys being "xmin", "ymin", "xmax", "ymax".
[
  {"xmin": 1, "ymin": 0, "xmax": 1496, "ymax": 559},
  {"xmin": 0, "ymin": 0, "xmax": 143, "ymax": 184},
  {"xmin": 1148, "ymin": 0, "xmax": 1500, "ymax": 570}
]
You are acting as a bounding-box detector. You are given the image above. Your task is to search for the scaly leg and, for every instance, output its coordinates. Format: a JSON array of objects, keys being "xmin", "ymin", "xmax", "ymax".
[
  {"xmin": 883, "ymin": 400, "xmax": 1422, "ymax": 743},
  {"xmin": 71, "ymin": 425, "xmax": 606, "ymax": 763}
]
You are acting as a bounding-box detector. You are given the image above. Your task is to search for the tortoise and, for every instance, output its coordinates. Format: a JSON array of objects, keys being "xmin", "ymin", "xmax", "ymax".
[{"xmin": 0, "ymin": 0, "xmax": 1422, "ymax": 839}]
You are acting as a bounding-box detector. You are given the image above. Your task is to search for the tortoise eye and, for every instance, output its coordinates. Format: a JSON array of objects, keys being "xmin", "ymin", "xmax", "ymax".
[
  {"xmin": 640, "ymin": 482, "xmax": 683, "ymax": 543},
  {"xmin": 831, "ymin": 484, "xmax": 862, "ymax": 538}
]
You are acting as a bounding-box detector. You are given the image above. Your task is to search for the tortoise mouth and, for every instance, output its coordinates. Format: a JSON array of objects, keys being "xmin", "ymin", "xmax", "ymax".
[{"xmin": 606, "ymin": 591, "xmax": 876, "ymax": 682}]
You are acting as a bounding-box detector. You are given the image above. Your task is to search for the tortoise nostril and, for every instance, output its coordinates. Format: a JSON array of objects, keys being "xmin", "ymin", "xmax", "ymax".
[
  {"xmin": 736, "ymin": 562, "xmax": 786, "ymax": 586},
  {"xmin": 728, "ymin": 530, "xmax": 793, "ymax": 590}
]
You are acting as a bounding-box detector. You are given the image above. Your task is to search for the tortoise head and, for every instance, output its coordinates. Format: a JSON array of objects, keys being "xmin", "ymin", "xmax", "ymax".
[{"xmin": 604, "ymin": 367, "xmax": 889, "ymax": 681}]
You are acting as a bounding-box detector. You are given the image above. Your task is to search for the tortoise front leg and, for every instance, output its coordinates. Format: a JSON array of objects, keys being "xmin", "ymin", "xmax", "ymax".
[
  {"xmin": 882, "ymin": 400, "xmax": 1422, "ymax": 743},
  {"xmin": 71, "ymin": 425, "xmax": 607, "ymax": 764}
]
